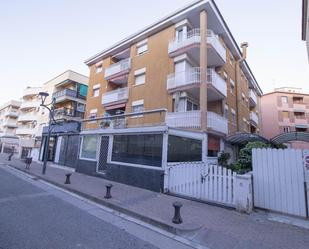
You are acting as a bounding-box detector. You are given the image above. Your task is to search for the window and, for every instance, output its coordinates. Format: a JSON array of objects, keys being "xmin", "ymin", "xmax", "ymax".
[
  {"xmin": 93, "ymin": 88, "xmax": 99, "ymax": 97},
  {"xmin": 132, "ymin": 100, "xmax": 144, "ymax": 117},
  {"xmin": 282, "ymin": 111, "xmax": 289, "ymax": 119},
  {"xmin": 80, "ymin": 135, "xmax": 98, "ymax": 160},
  {"xmin": 293, "ymin": 96, "xmax": 304, "ymax": 104},
  {"xmin": 229, "ymin": 52, "xmax": 234, "ymax": 65},
  {"xmin": 112, "ymin": 134, "xmax": 163, "ymax": 167},
  {"xmin": 95, "ymin": 65, "xmax": 103, "ymax": 74},
  {"xmin": 295, "ymin": 127, "xmax": 307, "ymax": 132},
  {"xmin": 136, "ymin": 39, "xmax": 148, "ymax": 55},
  {"xmin": 224, "ymin": 105, "xmax": 229, "ymax": 119},
  {"xmin": 88, "ymin": 109, "xmax": 97, "ymax": 120},
  {"xmin": 294, "ymin": 111, "xmax": 306, "ymax": 119},
  {"xmin": 186, "ymin": 100, "xmax": 198, "ymax": 111},
  {"xmin": 281, "ymin": 96, "xmax": 288, "ymax": 104},
  {"xmin": 223, "ymin": 71, "xmax": 228, "ymax": 80},
  {"xmin": 231, "ymin": 109, "xmax": 236, "ymax": 125},
  {"xmin": 283, "ymin": 126, "xmax": 290, "ymax": 133},
  {"xmin": 168, "ymin": 135, "xmax": 202, "ymax": 162},
  {"xmin": 134, "ymin": 68, "xmax": 146, "ymax": 85},
  {"xmin": 230, "ymin": 79, "xmax": 235, "ymax": 94}
]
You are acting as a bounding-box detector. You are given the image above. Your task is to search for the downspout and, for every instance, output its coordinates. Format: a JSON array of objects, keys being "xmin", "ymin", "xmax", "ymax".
[{"xmin": 235, "ymin": 42, "xmax": 248, "ymax": 131}]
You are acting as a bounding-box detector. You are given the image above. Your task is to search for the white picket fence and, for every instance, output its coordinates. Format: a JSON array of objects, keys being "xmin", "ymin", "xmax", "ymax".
[{"xmin": 167, "ymin": 162, "xmax": 237, "ymax": 207}]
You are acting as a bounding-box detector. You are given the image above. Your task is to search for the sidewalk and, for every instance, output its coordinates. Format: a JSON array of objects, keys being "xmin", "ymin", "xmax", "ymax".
[{"xmin": 1, "ymin": 154, "xmax": 309, "ymax": 249}]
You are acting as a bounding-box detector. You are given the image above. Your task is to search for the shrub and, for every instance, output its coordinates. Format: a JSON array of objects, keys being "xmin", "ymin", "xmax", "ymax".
[{"xmin": 218, "ymin": 152, "xmax": 231, "ymax": 168}]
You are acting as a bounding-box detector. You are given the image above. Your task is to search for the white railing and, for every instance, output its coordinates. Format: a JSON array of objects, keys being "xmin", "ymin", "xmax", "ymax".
[
  {"xmin": 23, "ymin": 87, "xmax": 41, "ymax": 97},
  {"xmin": 166, "ymin": 111, "xmax": 201, "ymax": 128},
  {"xmin": 168, "ymin": 29, "xmax": 226, "ymax": 63},
  {"xmin": 206, "ymin": 30, "xmax": 227, "ymax": 62},
  {"xmin": 250, "ymin": 111, "xmax": 259, "ymax": 124},
  {"xmin": 102, "ymin": 87, "xmax": 129, "ymax": 106},
  {"xmin": 207, "ymin": 69, "xmax": 227, "ymax": 97},
  {"xmin": 4, "ymin": 110, "xmax": 19, "ymax": 117},
  {"xmin": 168, "ymin": 28, "xmax": 201, "ymax": 54},
  {"xmin": 249, "ymin": 89, "xmax": 257, "ymax": 106},
  {"xmin": 20, "ymin": 100, "xmax": 40, "ymax": 110},
  {"xmin": 207, "ymin": 111, "xmax": 228, "ymax": 134},
  {"xmin": 104, "ymin": 58, "xmax": 131, "ymax": 79},
  {"xmin": 18, "ymin": 112, "xmax": 37, "ymax": 122},
  {"xmin": 3, "ymin": 120, "xmax": 18, "ymax": 127},
  {"xmin": 16, "ymin": 127, "xmax": 35, "ymax": 135},
  {"xmin": 167, "ymin": 67, "xmax": 200, "ymax": 91}
]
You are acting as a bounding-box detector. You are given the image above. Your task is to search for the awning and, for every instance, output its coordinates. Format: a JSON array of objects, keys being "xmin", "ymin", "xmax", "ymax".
[
  {"xmin": 271, "ymin": 132, "xmax": 309, "ymax": 144},
  {"xmin": 226, "ymin": 132, "xmax": 269, "ymax": 145},
  {"xmin": 105, "ymin": 103, "xmax": 126, "ymax": 110}
]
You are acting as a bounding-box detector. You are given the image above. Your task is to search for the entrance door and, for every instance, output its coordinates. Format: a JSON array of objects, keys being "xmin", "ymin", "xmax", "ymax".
[{"xmin": 97, "ymin": 136, "xmax": 110, "ymax": 173}]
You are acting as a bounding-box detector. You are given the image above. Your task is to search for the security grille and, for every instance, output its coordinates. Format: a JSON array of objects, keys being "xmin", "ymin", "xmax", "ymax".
[{"xmin": 97, "ymin": 136, "xmax": 109, "ymax": 172}]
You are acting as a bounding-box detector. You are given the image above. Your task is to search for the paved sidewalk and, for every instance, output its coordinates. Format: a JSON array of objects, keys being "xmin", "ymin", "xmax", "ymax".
[{"xmin": 1, "ymin": 154, "xmax": 309, "ymax": 249}]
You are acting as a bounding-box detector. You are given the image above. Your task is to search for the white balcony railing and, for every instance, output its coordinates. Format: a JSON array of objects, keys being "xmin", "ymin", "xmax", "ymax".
[
  {"xmin": 250, "ymin": 111, "xmax": 259, "ymax": 124},
  {"xmin": 165, "ymin": 111, "xmax": 228, "ymax": 134},
  {"xmin": 102, "ymin": 87, "xmax": 129, "ymax": 106},
  {"xmin": 207, "ymin": 69, "xmax": 227, "ymax": 97},
  {"xmin": 207, "ymin": 111, "xmax": 228, "ymax": 135},
  {"xmin": 166, "ymin": 111, "xmax": 201, "ymax": 128},
  {"xmin": 15, "ymin": 127, "xmax": 35, "ymax": 135},
  {"xmin": 18, "ymin": 112, "xmax": 37, "ymax": 122},
  {"xmin": 167, "ymin": 67, "xmax": 200, "ymax": 91},
  {"xmin": 4, "ymin": 110, "xmax": 19, "ymax": 117},
  {"xmin": 249, "ymin": 89, "xmax": 257, "ymax": 106},
  {"xmin": 23, "ymin": 87, "xmax": 42, "ymax": 97},
  {"xmin": 104, "ymin": 58, "xmax": 131, "ymax": 79},
  {"xmin": 168, "ymin": 29, "xmax": 226, "ymax": 63},
  {"xmin": 3, "ymin": 120, "xmax": 18, "ymax": 128},
  {"xmin": 20, "ymin": 100, "xmax": 40, "ymax": 110},
  {"xmin": 167, "ymin": 68, "xmax": 226, "ymax": 97}
]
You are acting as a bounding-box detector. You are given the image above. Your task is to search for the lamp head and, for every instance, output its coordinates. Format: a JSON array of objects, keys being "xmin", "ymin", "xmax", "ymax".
[{"xmin": 39, "ymin": 92, "xmax": 49, "ymax": 105}]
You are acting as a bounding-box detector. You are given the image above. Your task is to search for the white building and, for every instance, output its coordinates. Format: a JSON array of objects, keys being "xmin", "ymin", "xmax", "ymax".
[
  {"xmin": 302, "ymin": 0, "xmax": 309, "ymax": 61},
  {"xmin": 0, "ymin": 100, "xmax": 21, "ymax": 154}
]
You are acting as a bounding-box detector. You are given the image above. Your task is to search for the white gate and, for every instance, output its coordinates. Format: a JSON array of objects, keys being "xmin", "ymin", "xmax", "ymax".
[
  {"xmin": 252, "ymin": 148, "xmax": 308, "ymax": 218},
  {"xmin": 167, "ymin": 162, "xmax": 237, "ymax": 207}
]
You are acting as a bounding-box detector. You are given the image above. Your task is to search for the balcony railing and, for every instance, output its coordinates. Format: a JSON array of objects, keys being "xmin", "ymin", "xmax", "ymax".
[
  {"xmin": 53, "ymin": 88, "xmax": 77, "ymax": 100},
  {"xmin": 102, "ymin": 87, "xmax": 129, "ymax": 106},
  {"xmin": 18, "ymin": 112, "xmax": 37, "ymax": 122},
  {"xmin": 207, "ymin": 69, "xmax": 227, "ymax": 97},
  {"xmin": 54, "ymin": 107, "xmax": 84, "ymax": 119},
  {"xmin": 4, "ymin": 110, "xmax": 19, "ymax": 117},
  {"xmin": 167, "ymin": 67, "xmax": 226, "ymax": 97},
  {"xmin": 23, "ymin": 87, "xmax": 41, "ymax": 97},
  {"xmin": 104, "ymin": 58, "xmax": 131, "ymax": 80},
  {"xmin": 165, "ymin": 111, "xmax": 228, "ymax": 134},
  {"xmin": 207, "ymin": 111, "xmax": 228, "ymax": 135},
  {"xmin": 250, "ymin": 111, "xmax": 259, "ymax": 124},
  {"xmin": 249, "ymin": 89, "xmax": 257, "ymax": 106},
  {"xmin": 168, "ymin": 29, "xmax": 226, "ymax": 63},
  {"xmin": 15, "ymin": 127, "xmax": 35, "ymax": 135},
  {"xmin": 3, "ymin": 120, "xmax": 18, "ymax": 128},
  {"xmin": 20, "ymin": 100, "xmax": 40, "ymax": 110}
]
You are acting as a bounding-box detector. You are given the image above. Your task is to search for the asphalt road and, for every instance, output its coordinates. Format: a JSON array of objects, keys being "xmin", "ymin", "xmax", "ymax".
[{"xmin": 0, "ymin": 165, "xmax": 195, "ymax": 249}]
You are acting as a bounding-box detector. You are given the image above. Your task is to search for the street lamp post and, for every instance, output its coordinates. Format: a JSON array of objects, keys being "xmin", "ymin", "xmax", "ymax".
[{"xmin": 39, "ymin": 92, "xmax": 56, "ymax": 175}]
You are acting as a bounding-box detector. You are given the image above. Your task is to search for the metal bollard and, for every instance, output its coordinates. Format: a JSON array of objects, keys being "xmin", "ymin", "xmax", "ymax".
[
  {"xmin": 8, "ymin": 153, "xmax": 13, "ymax": 161},
  {"xmin": 172, "ymin": 201, "xmax": 183, "ymax": 224},
  {"xmin": 65, "ymin": 173, "xmax": 71, "ymax": 184},
  {"xmin": 104, "ymin": 184, "xmax": 113, "ymax": 199}
]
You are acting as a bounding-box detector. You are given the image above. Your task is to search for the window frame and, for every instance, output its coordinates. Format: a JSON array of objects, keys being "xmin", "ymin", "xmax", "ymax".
[{"xmin": 79, "ymin": 135, "xmax": 99, "ymax": 161}]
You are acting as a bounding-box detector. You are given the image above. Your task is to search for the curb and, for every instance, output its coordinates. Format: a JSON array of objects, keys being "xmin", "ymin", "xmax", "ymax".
[{"xmin": 6, "ymin": 162, "xmax": 203, "ymax": 236}]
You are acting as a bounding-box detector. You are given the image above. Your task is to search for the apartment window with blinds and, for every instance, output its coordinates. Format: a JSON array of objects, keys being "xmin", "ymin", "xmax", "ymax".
[
  {"xmin": 294, "ymin": 111, "xmax": 306, "ymax": 119},
  {"xmin": 95, "ymin": 65, "xmax": 103, "ymax": 74},
  {"xmin": 136, "ymin": 39, "xmax": 148, "ymax": 55},
  {"xmin": 132, "ymin": 100, "xmax": 144, "ymax": 117},
  {"xmin": 282, "ymin": 111, "xmax": 289, "ymax": 119},
  {"xmin": 230, "ymin": 79, "xmax": 235, "ymax": 94},
  {"xmin": 231, "ymin": 110, "xmax": 236, "ymax": 125},
  {"xmin": 135, "ymin": 73, "xmax": 146, "ymax": 85},
  {"xmin": 224, "ymin": 105, "xmax": 229, "ymax": 119},
  {"xmin": 281, "ymin": 96, "xmax": 288, "ymax": 104},
  {"xmin": 93, "ymin": 88, "xmax": 99, "ymax": 97}
]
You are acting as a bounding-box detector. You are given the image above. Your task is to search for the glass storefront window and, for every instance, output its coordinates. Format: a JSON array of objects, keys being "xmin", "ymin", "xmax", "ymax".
[{"xmin": 80, "ymin": 135, "xmax": 98, "ymax": 160}]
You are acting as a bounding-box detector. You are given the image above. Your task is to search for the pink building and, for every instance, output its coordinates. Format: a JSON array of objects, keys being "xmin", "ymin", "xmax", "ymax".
[{"xmin": 261, "ymin": 87, "xmax": 309, "ymax": 148}]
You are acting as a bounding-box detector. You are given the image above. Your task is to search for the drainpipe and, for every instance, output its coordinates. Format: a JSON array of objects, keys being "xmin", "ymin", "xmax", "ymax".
[{"xmin": 235, "ymin": 42, "xmax": 248, "ymax": 131}]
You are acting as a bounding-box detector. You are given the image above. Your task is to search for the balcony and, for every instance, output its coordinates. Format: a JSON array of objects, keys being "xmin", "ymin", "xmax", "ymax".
[
  {"xmin": 52, "ymin": 89, "xmax": 84, "ymax": 104},
  {"xmin": 54, "ymin": 107, "xmax": 84, "ymax": 120},
  {"xmin": 3, "ymin": 120, "xmax": 18, "ymax": 128},
  {"xmin": 250, "ymin": 111, "xmax": 259, "ymax": 125},
  {"xmin": 20, "ymin": 100, "xmax": 40, "ymax": 110},
  {"xmin": 15, "ymin": 127, "xmax": 35, "ymax": 135},
  {"xmin": 102, "ymin": 87, "xmax": 129, "ymax": 107},
  {"xmin": 104, "ymin": 58, "xmax": 131, "ymax": 84},
  {"xmin": 165, "ymin": 111, "xmax": 228, "ymax": 135},
  {"xmin": 23, "ymin": 87, "xmax": 41, "ymax": 97},
  {"xmin": 167, "ymin": 68, "xmax": 226, "ymax": 100},
  {"xmin": 168, "ymin": 29, "xmax": 226, "ymax": 66},
  {"xmin": 18, "ymin": 112, "xmax": 37, "ymax": 122},
  {"xmin": 249, "ymin": 89, "xmax": 257, "ymax": 107},
  {"xmin": 4, "ymin": 110, "xmax": 19, "ymax": 118}
]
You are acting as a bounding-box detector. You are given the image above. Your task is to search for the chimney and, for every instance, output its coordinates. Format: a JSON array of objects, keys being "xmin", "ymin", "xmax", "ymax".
[{"xmin": 240, "ymin": 42, "xmax": 249, "ymax": 60}]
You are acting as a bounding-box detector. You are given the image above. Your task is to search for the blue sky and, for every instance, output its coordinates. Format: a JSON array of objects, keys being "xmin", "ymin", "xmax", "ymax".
[{"xmin": 0, "ymin": 0, "xmax": 308, "ymax": 103}]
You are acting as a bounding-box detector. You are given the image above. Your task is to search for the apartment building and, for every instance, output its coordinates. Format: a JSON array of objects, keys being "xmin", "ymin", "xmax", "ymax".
[
  {"xmin": 0, "ymin": 100, "xmax": 21, "ymax": 154},
  {"xmin": 17, "ymin": 70, "xmax": 88, "ymax": 160},
  {"xmin": 77, "ymin": 0, "xmax": 262, "ymax": 191},
  {"xmin": 302, "ymin": 0, "xmax": 309, "ymax": 61},
  {"xmin": 261, "ymin": 87, "xmax": 309, "ymax": 148},
  {"xmin": 39, "ymin": 70, "xmax": 88, "ymax": 167}
]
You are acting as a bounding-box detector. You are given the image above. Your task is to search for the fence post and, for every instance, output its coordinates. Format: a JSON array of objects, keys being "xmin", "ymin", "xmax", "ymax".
[{"xmin": 234, "ymin": 173, "xmax": 253, "ymax": 214}]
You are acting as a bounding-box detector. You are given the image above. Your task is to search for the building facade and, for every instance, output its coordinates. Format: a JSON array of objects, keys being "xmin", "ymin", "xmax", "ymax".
[
  {"xmin": 0, "ymin": 100, "xmax": 21, "ymax": 154},
  {"xmin": 76, "ymin": 0, "xmax": 262, "ymax": 191},
  {"xmin": 302, "ymin": 0, "xmax": 309, "ymax": 61},
  {"xmin": 261, "ymin": 87, "xmax": 309, "ymax": 148}
]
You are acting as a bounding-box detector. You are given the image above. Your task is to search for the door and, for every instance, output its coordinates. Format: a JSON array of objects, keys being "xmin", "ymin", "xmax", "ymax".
[{"xmin": 97, "ymin": 136, "xmax": 110, "ymax": 173}]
